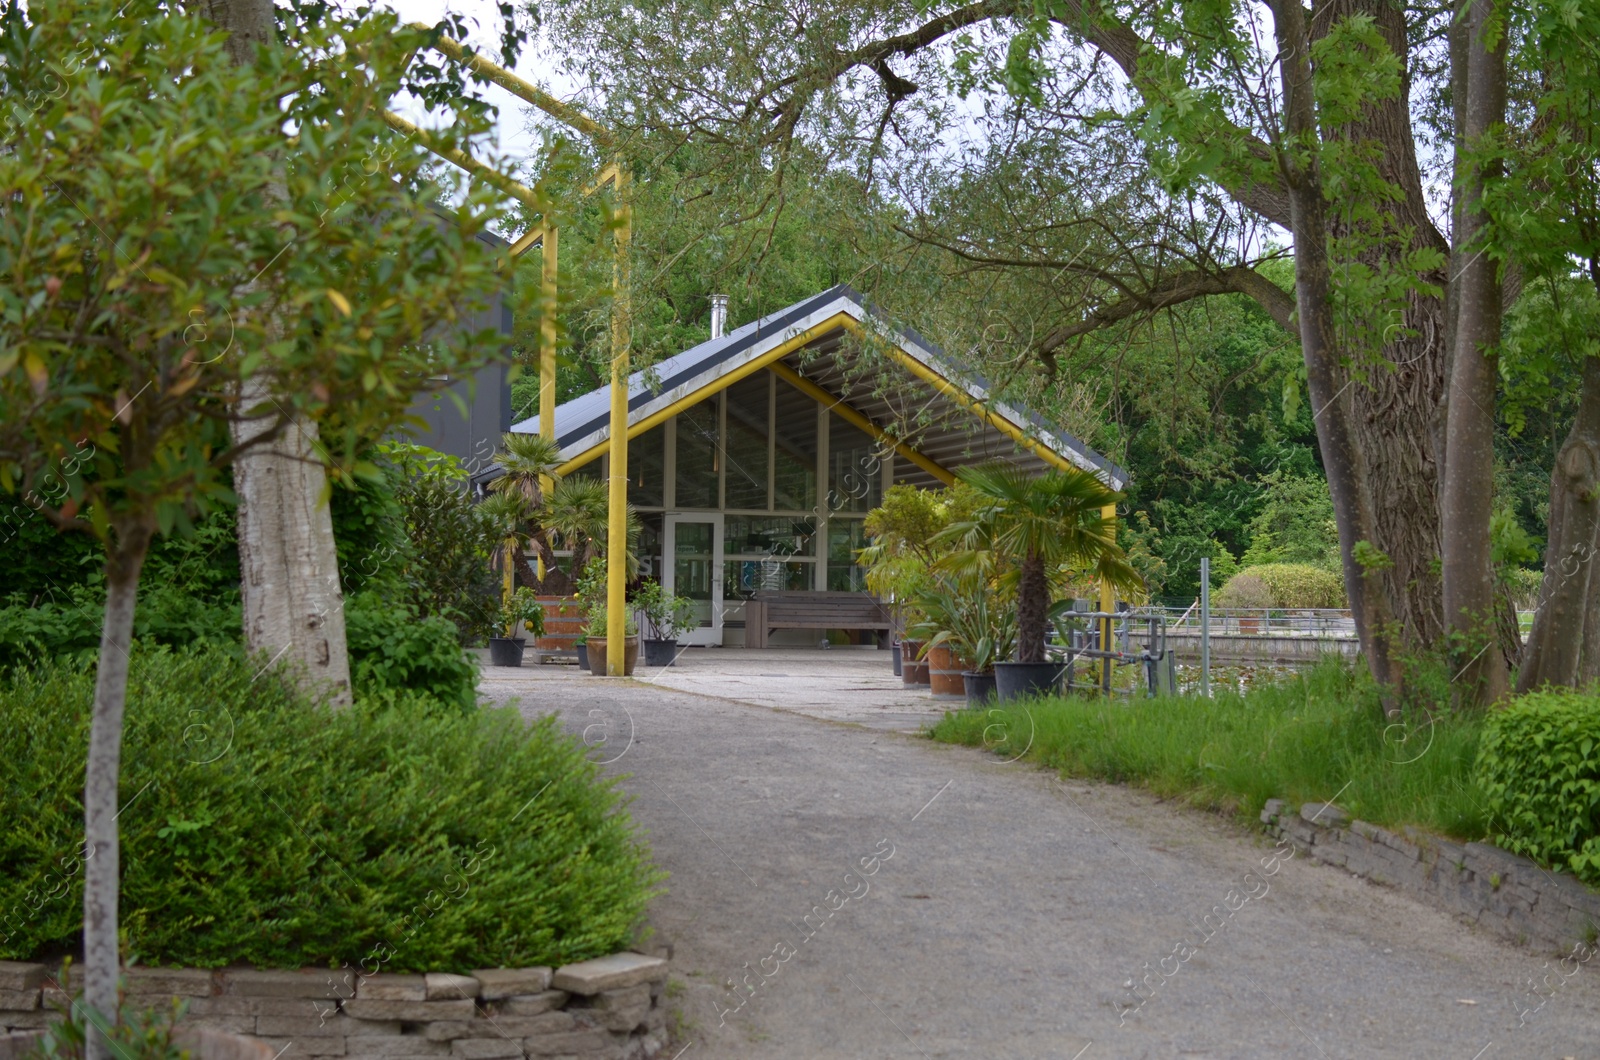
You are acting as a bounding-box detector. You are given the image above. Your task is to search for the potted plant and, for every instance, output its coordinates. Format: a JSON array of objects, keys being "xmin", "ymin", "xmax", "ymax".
[
  {"xmin": 908, "ymin": 573, "xmax": 1017, "ymax": 706},
  {"xmin": 585, "ymin": 602, "xmax": 640, "ymax": 676},
  {"xmin": 488, "ymin": 587, "xmax": 544, "ymax": 667},
  {"xmin": 633, "ymin": 580, "xmax": 695, "ymax": 666},
  {"xmin": 938, "ymin": 464, "xmax": 1139, "ymax": 703}
]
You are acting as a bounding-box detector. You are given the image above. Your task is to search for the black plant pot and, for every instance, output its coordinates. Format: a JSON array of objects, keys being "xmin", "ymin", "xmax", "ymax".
[
  {"xmin": 892, "ymin": 642, "xmax": 903, "ymax": 677},
  {"xmin": 488, "ymin": 637, "xmax": 525, "ymax": 668},
  {"xmin": 643, "ymin": 638, "xmax": 678, "ymax": 667},
  {"xmin": 962, "ymin": 671, "xmax": 997, "ymax": 707},
  {"xmin": 575, "ymin": 642, "xmax": 589, "ymax": 670},
  {"xmin": 994, "ymin": 660, "xmax": 1064, "ymax": 702}
]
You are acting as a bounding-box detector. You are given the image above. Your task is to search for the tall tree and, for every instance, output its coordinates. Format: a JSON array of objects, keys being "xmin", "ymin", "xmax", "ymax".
[
  {"xmin": 0, "ymin": 4, "xmax": 505, "ymax": 1051},
  {"xmin": 537, "ymin": 0, "xmax": 1471, "ymax": 705}
]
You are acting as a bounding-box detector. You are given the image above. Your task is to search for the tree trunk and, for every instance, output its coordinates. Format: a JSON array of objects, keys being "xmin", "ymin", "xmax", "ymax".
[
  {"xmin": 1016, "ymin": 552, "xmax": 1048, "ymax": 663},
  {"xmin": 83, "ymin": 519, "xmax": 153, "ymax": 1060},
  {"xmin": 1439, "ymin": 0, "xmax": 1509, "ymax": 706},
  {"xmin": 1275, "ymin": 0, "xmax": 1401, "ymax": 711},
  {"xmin": 204, "ymin": 0, "xmax": 352, "ymax": 705},
  {"xmin": 233, "ymin": 377, "xmax": 352, "ymax": 705},
  {"xmin": 1517, "ymin": 354, "xmax": 1600, "ymax": 691}
]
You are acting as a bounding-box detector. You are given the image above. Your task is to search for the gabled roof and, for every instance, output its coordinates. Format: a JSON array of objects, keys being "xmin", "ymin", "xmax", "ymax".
[{"xmin": 500, "ymin": 285, "xmax": 1128, "ymax": 490}]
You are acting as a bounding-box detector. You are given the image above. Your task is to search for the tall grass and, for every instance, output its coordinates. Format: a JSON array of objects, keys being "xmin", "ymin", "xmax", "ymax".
[{"xmin": 930, "ymin": 658, "xmax": 1489, "ymax": 840}]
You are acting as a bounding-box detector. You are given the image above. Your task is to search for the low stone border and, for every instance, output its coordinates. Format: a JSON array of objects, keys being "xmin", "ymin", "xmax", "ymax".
[
  {"xmin": 1263, "ymin": 799, "xmax": 1600, "ymax": 955},
  {"xmin": 0, "ymin": 950, "xmax": 672, "ymax": 1060}
]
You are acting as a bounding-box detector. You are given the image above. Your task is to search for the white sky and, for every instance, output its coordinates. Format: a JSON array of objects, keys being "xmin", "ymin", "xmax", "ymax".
[{"xmin": 380, "ymin": 0, "xmax": 577, "ymax": 174}]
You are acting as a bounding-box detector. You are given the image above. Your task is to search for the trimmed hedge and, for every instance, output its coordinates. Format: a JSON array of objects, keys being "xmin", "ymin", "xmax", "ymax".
[
  {"xmin": 1477, "ymin": 687, "xmax": 1600, "ymax": 887},
  {"xmin": 0, "ymin": 646, "xmax": 662, "ymax": 970},
  {"xmin": 1217, "ymin": 563, "xmax": 1346, "ymax": 609}
]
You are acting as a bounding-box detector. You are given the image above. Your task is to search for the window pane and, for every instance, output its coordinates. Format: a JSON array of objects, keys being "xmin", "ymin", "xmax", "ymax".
[
  {"xmin": 723, "ymin": 374, "xmax": 769, "ymax": 510},
  {"xmin": 773, "ymin": 375, "xmax": 817, "ymax": 512},
  {"xmin": 826, "ymin": 517, "xmax": 869, "ymax": 591},
  {"xmin": 628, "ymin": 424, "xmax": 665, "ymax": 508},
  {"xmin": 674, "ymin": 401, "xmax": 719, "ymax": 509},
  {"xmin": 828, "ymin": 416, "xmax": 883, "ymax": 514},
  {"xmin": 672, "ymin": 519, "xmax": 716, "ymax": 629},
  {"xmin": 725, "ymin": 515, "xmax": 815, "ymax": 558},
  {"xmin": 725, "ymin": 559, "xmax": 814, "ymax": 599}
]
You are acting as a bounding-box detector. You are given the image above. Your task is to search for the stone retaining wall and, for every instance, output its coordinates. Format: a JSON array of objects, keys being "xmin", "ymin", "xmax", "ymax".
[
  {"xmin": 0, "ymin": 951, "xmax": 672, "ymax": 1060},
  {"xmin": 1263, "ymin": 799, "xmax": 1600, "ymax": 955}
]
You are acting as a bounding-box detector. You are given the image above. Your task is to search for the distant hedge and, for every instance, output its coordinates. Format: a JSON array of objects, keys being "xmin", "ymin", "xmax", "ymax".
[
  {"xmin": 0, "ymin": 646, "xmax": 662, "ymax": 970},
  {"xmin": 1216, "ymin": 563, "xmax": 1346, "ymax": 609},
  {"xmin": 1477, "ymin": 687, "xmax": 1600, "ymax": 888}
]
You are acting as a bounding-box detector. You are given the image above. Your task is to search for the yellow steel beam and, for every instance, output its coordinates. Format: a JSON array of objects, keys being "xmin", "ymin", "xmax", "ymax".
[
  {"xmin": 552, "ymin": 312, "xmax": 858, "ymax": 476},
  {"xmin": 380, "ymin": 110, "xmax": 543, "ymax": 210},
  {"xmin": 1099, "ymin": 501, "xmax": 1117, "ymax": 694},
  {"xmin": 604, "ymin": 162, "xmax": 631, "ymax": 672},
  {"xmin": 766, "ymin": 362, "xmax": 954, "ymax": 486},
  {"xmin": 406, "ymin": 26, "xmax": 613, "ymax": 145}
]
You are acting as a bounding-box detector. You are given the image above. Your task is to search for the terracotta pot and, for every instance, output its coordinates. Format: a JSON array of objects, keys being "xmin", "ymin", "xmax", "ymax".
[
  {"xmin": 586, "ymin": 635, "xmax": 639, "ymax": 676},
  {"xmin": 900, "ymin": 640, "xmax": 928, "ymax": 686},
  {"xmin": 926, "ymin": 644, "xmax": 966, "ymax": 697},
  {"xmin": 536, "ymin": 595, "xmax": 585, "ymax": 653}
]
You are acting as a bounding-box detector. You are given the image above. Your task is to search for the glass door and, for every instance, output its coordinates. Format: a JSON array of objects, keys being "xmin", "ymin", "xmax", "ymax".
[{"xmin": 663, "ymin": 514, "xmax": 724, "ymax": 646}]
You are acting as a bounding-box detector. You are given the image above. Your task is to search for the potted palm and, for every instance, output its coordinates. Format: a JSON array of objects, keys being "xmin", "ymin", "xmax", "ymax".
[
  {"xmin": 940, "ymin": 464, "xmax": 1139, "ymax": 703},
  {"xmin": 634, "ymin": 580, "xmax": 695, "ymax": 666},
  {"xmin": 861, "ymin": 486, "xmax": 946, "ymax": 676},
  {"xmin": 585, "ymin": 601, "xmax": 640, "ymax": 675},
  {"xmin": 489, "ymin": 587, "xmax": 544, "ymax": 667},
  {"xmin": 908, "ymin": 573, "xmax": 1017, "ymax": 705}
]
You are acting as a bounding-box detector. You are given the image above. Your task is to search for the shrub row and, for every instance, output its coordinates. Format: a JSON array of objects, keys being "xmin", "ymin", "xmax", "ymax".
[{"xmin": 0, "ymin": 646, "xmax": 662, "ymax": 970}]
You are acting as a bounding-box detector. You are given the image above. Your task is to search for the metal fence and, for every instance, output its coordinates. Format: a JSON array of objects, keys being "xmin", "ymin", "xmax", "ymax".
[{"xmin": 1154, "ymin": 606, "xmax": 1357, "ymax": 638}]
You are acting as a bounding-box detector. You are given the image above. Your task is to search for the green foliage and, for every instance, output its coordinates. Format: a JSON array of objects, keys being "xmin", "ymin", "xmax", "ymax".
[
  {"xmin": 1219, "ymin": 563, "xmax": 1347, "ymax": 609},
  {"xmin": 383, "ymin": 444, "xmax": 502, "ymax": 645},
  {"xmin": 30, "ymin": 990, "xmax": 189, "ymax": 1060},
  {"xmin": 1238, "ymin": 472, "xmax": 1340, "ymax": 569},
  {"xmin": 1476, "ymin": 687, "xmax": 1600, "ymax": 886},
  {"xmin": 0, "ymin": 646, "xmax": 662, "ymax": 969},
  {"xmin": 0, "ymin": 584, "xmax": 239, "ymax": 671},
  {"xmin": 0, "ymin": 0, "xmax": 508, "ymax": 539},
  {"xmin": 344, "ymin": 594, "xmax": 478, "ymax": 713},
  {"xmin": 496, "ymin": 588, "xmax": 545, "ymax": 642},
  {"xmin": 630, "ymin": 580, "xmax": 695, "ymax": 641},
  {"xmin": 930, "ymin": 659, "xmax": 1488, "ymax": 839},
  {"xmin": 905, "ymin": 572, "xmax": 1016, "ymax": 673}
]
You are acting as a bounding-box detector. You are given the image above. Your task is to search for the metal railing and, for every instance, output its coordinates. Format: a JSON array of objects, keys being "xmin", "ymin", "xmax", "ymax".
[{"xmin": 1155, "ymin": 606, "xmax": 1357, "ymax": 638}]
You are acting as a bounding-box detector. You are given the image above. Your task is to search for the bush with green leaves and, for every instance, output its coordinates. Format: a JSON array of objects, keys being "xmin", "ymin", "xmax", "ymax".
[
  {"xmin": 1217, "ymin": 563, "xmax": 1346, "ymax": 609},
  {"xmin": 344, "ymin": 594, "xmax": 479, "ymax": 713},
  {"xmin": 0, "ymin": 646, "xmax": 662, "ymax": 969},
  {"xmin": 1476, "ymin": 687, "xmax": 1600, "ymax": 886}
]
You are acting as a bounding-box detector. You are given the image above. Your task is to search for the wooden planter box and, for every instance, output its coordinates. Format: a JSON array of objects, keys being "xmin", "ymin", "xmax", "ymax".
[{"xmin": 536, "ymin": 595, "xmax": 585, "ymax": 654}]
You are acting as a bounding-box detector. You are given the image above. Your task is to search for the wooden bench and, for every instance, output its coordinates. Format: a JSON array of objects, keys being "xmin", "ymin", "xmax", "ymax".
[{"xmin": 743, "ymin": 590, "xmax": 894, "ymax": 649}]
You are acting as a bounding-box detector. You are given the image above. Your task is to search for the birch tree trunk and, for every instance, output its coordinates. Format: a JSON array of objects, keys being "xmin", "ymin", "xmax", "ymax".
[
  {"xmin": 1439, "ymin": 0, "xmax": 1509, "ymax": 706},
  {"xmin": 233, "ymin": 377, "xmax": 351, "ymax": 705},
  {"xmin": 82, "ymin": 519, "xmax": 153, "ymax": 1060},
  {"xmin": 205, "ymin": 0, "xmax": 352, "ymax": 705}
]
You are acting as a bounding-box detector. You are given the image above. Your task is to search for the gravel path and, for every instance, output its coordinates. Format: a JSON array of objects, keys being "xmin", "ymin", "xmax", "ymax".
[{"xmin": 480, "ymin": 658, "xmax": 1600, "ymax": 1060}]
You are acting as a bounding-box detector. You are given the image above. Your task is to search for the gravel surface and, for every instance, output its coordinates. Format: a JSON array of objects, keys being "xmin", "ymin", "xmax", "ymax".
[{"xmin": 480, "ymin": 658, "xmax": 1600, "ymax": 1060}]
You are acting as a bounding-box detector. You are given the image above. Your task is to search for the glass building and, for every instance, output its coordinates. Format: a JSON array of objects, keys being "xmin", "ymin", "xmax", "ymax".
[{"xmin": 480, "ymin": 286, "xmax": 1126, "ymax": 647}]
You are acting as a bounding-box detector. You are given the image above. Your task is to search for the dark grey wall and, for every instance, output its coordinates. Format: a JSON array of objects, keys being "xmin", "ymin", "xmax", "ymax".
[{"xmin": 397, "ymin": 226, "xmax": 514, "ymax": 476}]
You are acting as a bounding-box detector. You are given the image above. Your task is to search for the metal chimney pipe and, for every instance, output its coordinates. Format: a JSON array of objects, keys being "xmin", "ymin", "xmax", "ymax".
[{"xmin": 710, "ymin": 294, "xmax": 728, "ymax": 339}]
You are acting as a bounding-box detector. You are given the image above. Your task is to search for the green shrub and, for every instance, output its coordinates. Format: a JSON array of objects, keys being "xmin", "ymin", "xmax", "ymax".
[
  {"xmin": 0, "ymin": 646, "xmax": 662, "ymax": 970},
  {"xmin": 345, "ymin": 593, "xmax": 478, "ymax": 712},
  {"xmin": 1218, "ymin": 563, "xmax": 1345, "ymax": 609},
  {"xmin": 1476, "ymin": 687, "xmax": 1600, "ymax": 886},
  {"xmin": 0, "ymin": 584, "xmax": 240, "ymax": 670}
]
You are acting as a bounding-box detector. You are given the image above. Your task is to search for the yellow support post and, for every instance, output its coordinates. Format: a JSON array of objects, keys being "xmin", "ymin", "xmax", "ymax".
[
  {"xmin": 605, "ymin": 164, "xmax": 631, "ymax": 674},
  {"xmin": 536, "ymin": 223, "xmax": 558, "ymax": 581},
  {"xmin": 1099, "ymin": 501, "xmax": 1117, "ymax": 694}
]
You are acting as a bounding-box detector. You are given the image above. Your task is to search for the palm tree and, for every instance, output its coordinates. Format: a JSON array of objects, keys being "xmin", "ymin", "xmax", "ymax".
[
  {"xmin": 941, "ymin": 464, "xmax": 1141, "ymax": 663},
  {"xmin": 486, "ymin": 433, "xmax": 563, "ymax": 589}
]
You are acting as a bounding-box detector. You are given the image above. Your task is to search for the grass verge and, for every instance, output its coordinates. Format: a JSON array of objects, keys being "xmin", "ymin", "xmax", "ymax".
[{"xmin": 929, "ymin": 658, "xmax": 1489, "ymax": 841}]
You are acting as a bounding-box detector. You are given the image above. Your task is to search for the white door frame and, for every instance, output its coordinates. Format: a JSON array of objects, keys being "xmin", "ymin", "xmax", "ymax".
[{"xmin": 663, "ymin": 512, "xmax": 724, "ymax": 646}]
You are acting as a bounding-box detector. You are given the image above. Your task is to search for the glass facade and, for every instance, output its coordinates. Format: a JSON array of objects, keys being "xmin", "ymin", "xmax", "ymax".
[
  {"xmin": 828, "ymin": 416, "xmax": 883, "ymax": 514},
  {"xmin": 674, "ymin": 400, "xmax": 719, "ymax": 508},
  {"xmin": 723, "ymin": 373, "xmax": 770, "ymax": 511},
  {"xmin": 826, "ymin": 517, "xmax": 870, "ymax": 591},
  {"xmin": 627, "ymin": 423, "xmax": 666, "ymax": 508},
  {"xmin": 772, "ymin": 376, "xmax": 818, "ymax": 512}
]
